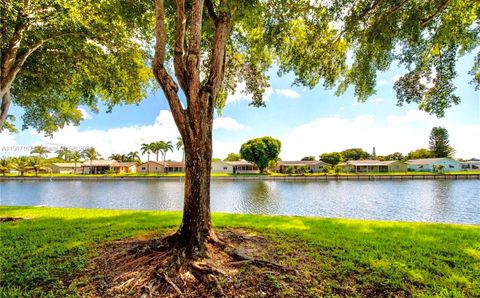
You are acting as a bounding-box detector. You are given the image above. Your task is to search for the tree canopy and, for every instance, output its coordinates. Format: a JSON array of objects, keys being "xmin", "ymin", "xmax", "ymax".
[
  {"xmin": 224, "ymin": 153, "xmax": 241, "ymax": 161},
  {"xmin": 341, "ymin": 148, "xmax": 371, "ymax": 161},
  {"xmin": 406, "ymin": 148, "xmax": 435, "ymax": 159},
  {"xmin": 240, "ymin": 137, "xmax": 281, "ymax": 172},
  {"xmin": 429, "ymin": 126, "xmax": 455, "ymax": 158},
  {"xmin": 1, "ymin": 0, "xmax": 153, "ymax": 134},
  {"xmin": 320, "ymin": 152, "xmax": 343, "ymax": 165}
]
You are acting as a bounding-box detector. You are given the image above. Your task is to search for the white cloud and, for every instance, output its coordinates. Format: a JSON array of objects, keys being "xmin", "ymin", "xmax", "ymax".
[
  {"xmin": 279, "ymin": 110, "xmax": 480, "ymax": 160},
  {"xmin": 275, "ymin": 88, "xmax": 300, "ymax": 99},
  {"xmin": 226, "ymin": 82, "xmax": 273, "ymax": 105},
  {"xmin": 213, "ymin": 117, "xmax": 250, "ymax": 131},
  {"xmin": 387, "ymin": 109, "xmax": 428, "ymax": 124},
  {"xmin": 378, "ymin": 79, "xmax": 388, "ymax": 86},
  {"xmin": 30, "ymin": 110, "xmax": 182, "ymax": 161},
  {"xmin": 370, "ymin": 97, "xmax": 384, "ymax": 103},
  {"xmin": 78, "ymin": 108, "xmax": 92, "ymax": 120},
  {"xmin": 391, "ymin": 74, "xmax": 402, "ymax": 83},
  {"xmin": 0, "ymin": 133, "xmax": 17, "ymax": 157}
]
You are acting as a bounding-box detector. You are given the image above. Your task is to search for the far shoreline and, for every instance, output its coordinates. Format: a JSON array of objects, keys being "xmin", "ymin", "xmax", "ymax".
[{"xmin": 1, "ymin": 173, "xmax": 479, "ymax": 181}]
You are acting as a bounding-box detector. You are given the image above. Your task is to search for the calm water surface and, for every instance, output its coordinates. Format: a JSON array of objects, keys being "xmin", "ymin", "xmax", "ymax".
[{"xmin": 1, "ymin": 179, "xmax": 479, "ymax": 224}]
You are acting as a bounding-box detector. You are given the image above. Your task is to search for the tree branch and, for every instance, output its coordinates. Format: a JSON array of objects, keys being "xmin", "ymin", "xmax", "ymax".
[
  {"xmin": 173, "ymin": 0, "xmax": 188, "ymax": 94},
  {"xmin": 421, "ymin": 0, "xmax": 451, "ymax": 26},
  {"xmin": 153, "ymin": 0, "xmax": 186, "ymax": 136},
  {"xmin": 205, "ymin": 0, "xmax": 219, "ymax": 25},
  {"xmin": 1, "ymin": 32, "xmax": 85, "ymax": 98},
  {"xmin": 185, "ymin": 0, "xmax": 205, "ymax": 119},
  {"xmin": 0, "ymin": 91, "xmax": 11, "ymax": 130},
  {"xmin": 204, "ymin": 15, "xmax": 230, "ymax": 101}
]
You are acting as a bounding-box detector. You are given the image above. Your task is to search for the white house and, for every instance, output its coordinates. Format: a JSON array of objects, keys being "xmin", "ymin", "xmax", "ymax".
[
  {"xmin": 211, "ymin": 160, "xmax": 259, "ymax": 174},
  {"xmin": 462, "ymin": 160, "xmax": 480, "ymax": 171},
  {"xmin": 406, "ymin": 158, "xmax": 462, "ymax": 172},
  {"xmin": 137, "ymin": 161, "xmax": 184, "ymax": 174},
  {"xmin": 340, "ymin": 160, "xmax": 408, "ymax": 173},
  {"xmin": 276, "ymin": 160, "xmax": 331, "ymax": 173},
  {"xmin": 82, "ymin": 160, "xmax": 118, "ymax": 174},
  {"xmin": 51, "ymin": 162, "xmax": 82, "ymax": 174}
]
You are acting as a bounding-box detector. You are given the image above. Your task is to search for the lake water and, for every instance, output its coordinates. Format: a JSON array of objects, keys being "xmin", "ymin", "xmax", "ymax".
[{"xmin": 1, "ymin": 179, "xmax": 479, "ymax": 224}]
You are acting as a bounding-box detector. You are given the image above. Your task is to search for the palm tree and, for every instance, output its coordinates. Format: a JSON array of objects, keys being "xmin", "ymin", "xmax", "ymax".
[
  {"xmin": 176, "ymin": 137, "xmax": 184, "ymax": 161},
  {"xmin": 29, "ymin": 157, "xmax": 49, "ymax": 176},
  {"xmin": 13, "ymin": 156, "xmax": 30, "ymax": 176},
  {"xmin": 55, "ymin": 146, "xmax": 71, "ymax": 161},
  {"xmin": 162, "ymin": 141, "xmax": 174, "ymax": 161},
  {"xmin": 151, "ymin": 141, "xmax": 164, "ymax": 162},
  {"xmin": 30, "ymin": 145, "xmax": 50, "ymax": 158},
  {"xmin": 109, "ymin": 153, "xmax": 124, "ymax": 161},
  {"xmin": 71, "ymin": 150, "xmax": 83, "ymax": 174},
  {"xmin": 83, "ymin": 147, "xmax": 99, "ymax": 174},
  {"xmin": 128, "ymin": 151, "xmax": 140, "ymax": 162},
  {"xmin": 0, "ymin": 157, "xmax": 12, "ymax": 176},
  {"xmin": 141, "ymin": 143, "xmax": 152, "ymax": 161}
]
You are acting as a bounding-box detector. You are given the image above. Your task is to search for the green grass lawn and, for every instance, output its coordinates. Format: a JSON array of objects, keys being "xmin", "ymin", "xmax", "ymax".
[{"xmin": 1, "ymin": 206, "xmax": 479, "ymax": 297}]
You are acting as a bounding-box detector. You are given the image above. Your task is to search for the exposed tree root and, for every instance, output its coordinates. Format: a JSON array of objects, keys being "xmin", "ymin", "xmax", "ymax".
[
  {"xmin": 81, "ymin": 229, "xmax": 299, "ymax": 297},
  {"xmin": 0, "ymin": 217, "xmax": 23, "ymax": 223}
]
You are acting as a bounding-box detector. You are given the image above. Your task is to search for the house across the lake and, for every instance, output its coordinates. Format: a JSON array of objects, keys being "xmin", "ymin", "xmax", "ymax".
[
  {"xmin": 462, "ymin": 159, "xmax": 480, "ymax": 171},
  {"xmin": 341, "ymin": 160, "xmax": 407, "ymax": 173},
  {"xmin": 136, "ymin": 161, "xmax": 184, "ymax": 174},
  {"xmin": 406, "ymin": 158, "xmax": 462, "ymax": 172},
  {"xmin": 51, "ymin": 162, "xmax": 82, "ymax": 174},
  {"xmin": 211, "ymin": 160, "xmax": 259, "ymax": 174},
  {"xmin": 275, "ymin": 160, "xmax": 331, "ymax": 173},
  {"xmin": 115, "ymin": 162, "xmax": 137, "ymax": 174},
  {"xmin": 82, "ymin": 160, "xmax": 118, "ymax": 174}
]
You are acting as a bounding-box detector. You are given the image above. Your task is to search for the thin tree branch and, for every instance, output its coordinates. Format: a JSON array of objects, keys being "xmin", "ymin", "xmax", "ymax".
[
  {"xmin": 1, "ymin": 32, "xmax": 84, "ymax": 98},
  {"xmin": 421, "ymin": 0, "xmax": 451, "ymax": 26},
  {"xmin": 205, "ymin": 0, "xmax": 219, "ymax": 25},
  {"xmin": 153, "ymin": 0, "xmax": 186, "ymax": 136}
]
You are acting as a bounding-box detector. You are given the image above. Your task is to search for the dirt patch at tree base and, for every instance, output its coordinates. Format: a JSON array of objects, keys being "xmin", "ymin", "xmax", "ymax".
[
  {"xmin": 78, "ymin": 228, "xmax": 318, "ymax": 297},
  {"xmin": 0, "ymin": 217, "xmax": 24, "ymax": 223}
]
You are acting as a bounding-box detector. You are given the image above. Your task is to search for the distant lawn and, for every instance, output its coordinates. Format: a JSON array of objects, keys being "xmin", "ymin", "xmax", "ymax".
[{"xmin": 1, "ymin": 206, "xmax": 479, "ymax": 297}]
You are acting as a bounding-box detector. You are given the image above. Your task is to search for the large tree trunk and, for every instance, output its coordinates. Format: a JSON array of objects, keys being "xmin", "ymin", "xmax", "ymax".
[
  {"xmin": 176, "ymin": 125, "xmax": 214, "ymax": 258},
  {"xmin": 152, "ymin": 0, "xmax": 230, "ymax": 260}
]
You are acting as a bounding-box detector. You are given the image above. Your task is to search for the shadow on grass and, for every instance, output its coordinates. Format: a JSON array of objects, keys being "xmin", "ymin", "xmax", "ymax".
[{"xmin": 1, "ymin": 207, "xmax": 479, "ymax": 297}]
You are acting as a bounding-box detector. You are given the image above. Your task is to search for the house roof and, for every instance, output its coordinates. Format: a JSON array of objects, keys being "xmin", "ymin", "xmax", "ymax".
[
  {"xmin": 82, "ymin": 160, "xmax": 118, "ymax": 166},
  {"xmin": 51, "ymin": 163, "xmax": 78, "ymax": 167},
  {"xmin": 406, "ymin": 158, "xmax": 458, "ymax": 165},
  {"xmin": 138, "ymin": 161, "xmax": 184, "ymax": 167},
  {"xmin": 224, "ymin": 160, "xmax": 257, "ymax": 167},
  {"xmin": 117, "ymin": 162, "xmax": 137, "ymax": 167},
  {"xmin": 345, "ymin": 160, "xmax": 404, "ymax": 166},
  {"xmin": 164, "ymin": 161, "xmax": 184, "ymax": 167},
  {"xmin": 278, "ymin": 160, "xmax": 330, "ymax": 166}
]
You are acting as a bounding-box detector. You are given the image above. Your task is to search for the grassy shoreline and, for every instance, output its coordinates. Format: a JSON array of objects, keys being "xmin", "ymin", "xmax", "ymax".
[
  {"xmin": 1, "ymin": 171, "xmax": 479, "ymax": 179},
  {"xmin": 1, "ymin": 206, "xmax": 479, "ymax": 297}
]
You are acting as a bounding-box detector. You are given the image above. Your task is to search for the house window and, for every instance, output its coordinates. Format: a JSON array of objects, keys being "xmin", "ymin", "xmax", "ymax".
[
  {"xmin": 142, "ymin": 167, "xmax": 146, "ymax": 170},
  {"xmin": 449, "ymin": 165, "xmax": 454, "ymax": 168},
  {"xmin": 223, "ymin": 167, "xmax": 228, "ymax": 170}
]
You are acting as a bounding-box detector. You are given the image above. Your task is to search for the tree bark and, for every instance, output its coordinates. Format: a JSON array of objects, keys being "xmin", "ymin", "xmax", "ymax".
[{"xmin": 0, "ymin": 91, "xmax": 11, "ymax": 129}]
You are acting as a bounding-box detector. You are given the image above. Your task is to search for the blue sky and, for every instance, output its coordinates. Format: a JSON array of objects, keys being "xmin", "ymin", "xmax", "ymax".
[{"xmin": 1, "ymin": 52, "xmax": 479, "ymax": 160}]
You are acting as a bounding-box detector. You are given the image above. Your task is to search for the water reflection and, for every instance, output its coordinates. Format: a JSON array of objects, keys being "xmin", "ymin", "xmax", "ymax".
[{"xmin": 0, "ymin": 179, "xmax": 478, "ymax": 224}]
